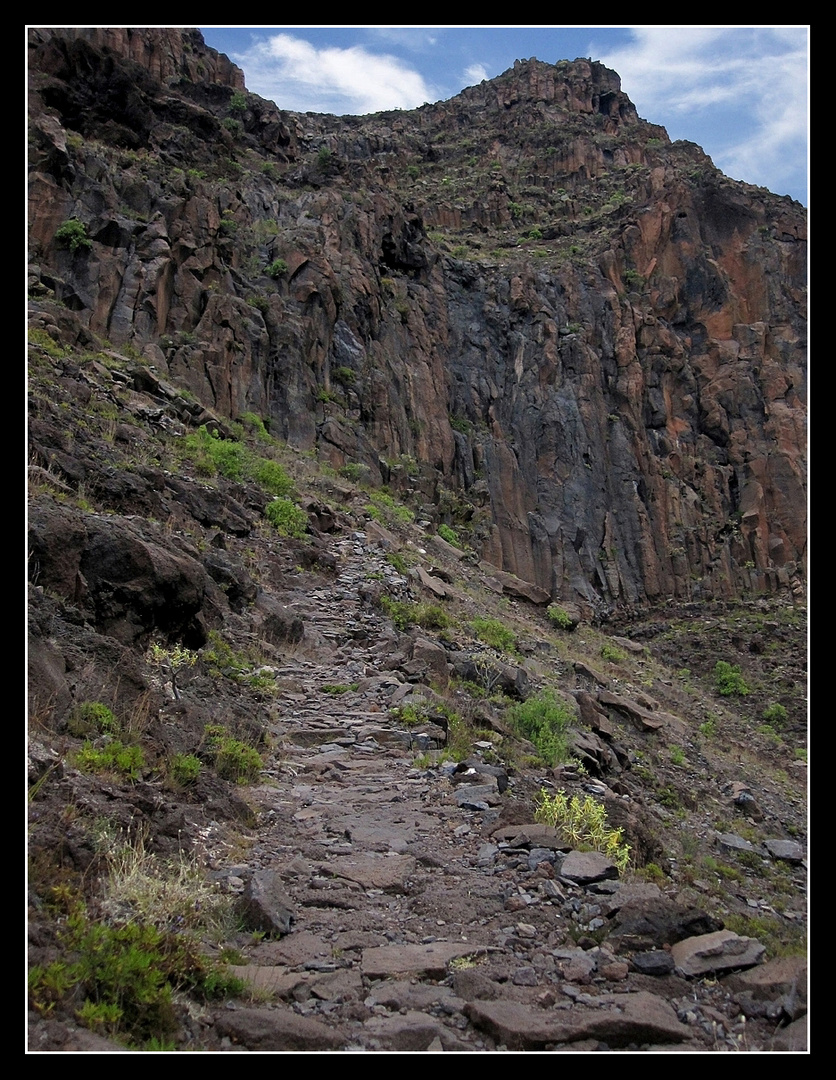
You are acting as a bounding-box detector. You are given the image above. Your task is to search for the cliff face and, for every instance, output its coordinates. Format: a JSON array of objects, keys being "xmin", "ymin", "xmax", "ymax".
[{"xmin": 27, "ymin": 30, "xmax": 807, "ymax": 613}]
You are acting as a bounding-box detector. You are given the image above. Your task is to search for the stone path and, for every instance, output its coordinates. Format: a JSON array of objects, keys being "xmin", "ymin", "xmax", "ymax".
[{"xmin": 199, "ymin": 533, "xmax": 799, "ymax": 1052}]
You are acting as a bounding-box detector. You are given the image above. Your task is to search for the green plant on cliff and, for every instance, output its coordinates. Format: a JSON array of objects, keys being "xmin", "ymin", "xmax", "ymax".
[
  {"xmin": 547, "ymin": 605, "xmax": 573, "ymax": 631},
  {"xmin": 265, "ymin": 497, "xmax": 307, "ymax": 538},
  {"xmin": 267, "ymin": 258, "xmax": 288, "ymax": 278},
  {"xmin": 506, "ymin": 690, "xmax": 574, "ymax": 767},
  {"xmin": 55, "ymin": 217, "xmax": 92, "ymax": 253},
  {"xmin": 470, "ymin": 617, "xmax": 516, "ymax": 653},
  {"xmin": 714, "ymin": 660, "xmax": 750, "ymax": 697}
]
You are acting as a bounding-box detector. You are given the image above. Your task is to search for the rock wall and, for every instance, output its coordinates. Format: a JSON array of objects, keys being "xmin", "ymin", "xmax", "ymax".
[{"xmin": 27, "ymin": 29, "xmax": 806, "ymax": 613}]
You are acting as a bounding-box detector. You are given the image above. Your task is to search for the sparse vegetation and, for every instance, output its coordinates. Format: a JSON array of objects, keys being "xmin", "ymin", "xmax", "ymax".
[
  {"xmin": 506, "ymin": 690, "xmax": 574, "ymax": 766},
  {"xmin": 265, "ymin": 497, "xmax": 307, "ymax": 538},
  {"xmin": 547, "ymin": 605, "xmax": 573, "ymax": 630},
  {"xmin": 471, "ymin": 617, "xmax": 516, "ymax": 653},
  {"xmin": 55, "ymin": 217, "xmax": 92, "ymax": 253},
  {"xmin": 535, "ymin": 788, "xmax": 631, "ymax": 872},
  {"xmin": 714, "ymin": 660, "xmax": 750, "ymax": 697},
  {"xmin": 204, "ymin": 724, "xmax": 262, "ymax": 784}
]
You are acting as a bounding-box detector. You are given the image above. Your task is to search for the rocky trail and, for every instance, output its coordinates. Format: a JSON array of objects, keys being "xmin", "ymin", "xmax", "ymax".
[
  {"xmin": 27, "ymin": 27, "xmax": 807, "ymax": 1053},
  {"xmin": 33, "ymin": 516, "xmax": 807, "ymax": 1053}
]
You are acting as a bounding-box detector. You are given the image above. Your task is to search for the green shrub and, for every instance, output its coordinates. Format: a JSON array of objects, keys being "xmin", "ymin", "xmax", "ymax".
[
  {"xmin": 547, "ymin": 605, "xmax": 573, "ymax": 631},
  {"xmin": 339, "ymin": 462, "xmax": 371, "ymax": 483},
  {"xmin": 714, "ymin": 660, "xmax": 750, "ymax": 697},
  {"xmin": 385, "ymin": 551, "xmax": 409, "ymax": 574},
  {"xmin": 507, "ymin": 690, "xmax": 574, "ymax": 766},
  {"xmin": 471, "ymin": 617, "xmax": 516, "ymax": 653},
  {"xmin": 229, "ymin": 91, "xmax": 247, "ymax": 112},
  {"xmin": 204, "ymin": 726, "xmax": 262, "ymax": 784},
  {"xmin": 73, "ymin": 740, "xmax": 145, "ymax": 781},
  {"xmin": 601, "ymin": 642, "xmax": 626, "ymax": 663},
  {"xmin": 762, "ymin": 702, "xmax": 788, "ymax": 728},
  {"xmin": 67, "ymin": 702, "xmax": 118, "ymax": 738},
  {"xmin": 331, "ymin": 366, "xmax": 355, "ymax": 386},
  {"xmin": 437, "ymin": 523, "xmax": 461, "ymax": 548},
  {"xmin": 266, "ymin": 258, "xmax": 288, "ymax": 279},
  {"xmin": 169, "ymin": 753, "xmax": 201, "ymax": 786},
  {"xmin": 366, "ymin": 490, "xmax": 414, "ymax": 526},
  {"xmin": 699, "ymin": 716, "xmax": 718, "ymax": 738},
  {"xmin": 379, "ymin": 597, "xmax": 451, "ymax": 631},
  {"xmin": 28, "ymin": 900, "xmax": 243, "ymax": 1046},
  {"xmin": 251, "ymin": 458, "xmax": 293, "ymax": 496},
  {"xmin": 55, "ymin": 218, "xmax": 92, "ymax": 253},
  {"xmin": 147, "ymin": 642, "xmax": 198, "ymax": 701},
  {"xmin": 265, "ymin": 497, "xmax": 307, "ymax": 538},
  {"xmin": 535, "ymin": 788, "xmax": 630, "ymax": 872},
  {"xmin": 28, "ymin": 327, "xmax": 67, "ymax": 359}
]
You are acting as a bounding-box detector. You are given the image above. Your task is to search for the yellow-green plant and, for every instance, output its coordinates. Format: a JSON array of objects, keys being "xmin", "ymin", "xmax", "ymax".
[
  {"xmin": 147, "ymin": 642, "xmax": 198, "ymax": 701},
  {"xmin": 534, "ymin": 788, "xmax": 631, "ymax": 872}
]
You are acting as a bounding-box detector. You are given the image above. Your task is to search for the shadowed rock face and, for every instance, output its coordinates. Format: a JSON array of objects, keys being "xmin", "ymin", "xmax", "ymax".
[{"xmin": 27, "ymin": 30, "xmax": 806, "ymax": 614}]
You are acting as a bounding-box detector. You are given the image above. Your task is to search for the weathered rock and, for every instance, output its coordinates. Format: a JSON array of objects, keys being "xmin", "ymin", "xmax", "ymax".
[
  {"xmin": 214, "ymin": 1006, "xmax": 347, "ymax": 1051},
  {"xmin": 763, "ymin": 838, "xmax": 805, "ymax": 862},
  {"xmin": 671, "ymin": 930, "xmax": 766, "ymax": 976},
  {"xmin": 361, "ymin": 941, "xmax": 475, "ymax": 980},
  {"xmin": 608, "ymin": 897, "xmax": 723, "ymax": 952},
  {"xmin": 237, "ymin": 870, "xmax": 295, "ymax": 936},
  {"xmin": 631, "ymin": 950, "xmax": 676, "ymax": 976},
  {"xmin": 465, "ymin": 991, "xmax": 690, "ymax": 1048},
  {"xmin": 410, "ymin": 636, "xmax": 450, "ymax": 688},
  {"xmin": 325, "ymin": 853, "xmax": 416, "ymax": 893},
  {"xmin": 559, "ymin": 850, "xmax": 619, "ymax": 884}
]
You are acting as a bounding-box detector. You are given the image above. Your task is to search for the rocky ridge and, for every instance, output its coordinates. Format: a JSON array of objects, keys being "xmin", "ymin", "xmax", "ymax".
[{"xmin": 27, "ymin": 29, "xmax": 807, "ymax": 1053}]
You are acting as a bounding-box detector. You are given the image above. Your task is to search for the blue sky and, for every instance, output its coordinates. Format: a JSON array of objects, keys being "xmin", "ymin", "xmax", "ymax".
[{"xmin": 199, "ymin": 25, "xmax": 809, "ymax": 205}]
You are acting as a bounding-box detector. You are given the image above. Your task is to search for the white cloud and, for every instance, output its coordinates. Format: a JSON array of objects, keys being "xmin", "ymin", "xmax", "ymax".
[
  {"xmin": 464, "ymin": 63, "xmax": 489, "ymax": 85},
  {"xmin": 595, "ymin": 26, "xmax": 808, "ymax": 199},
  {"xmin": 231, "ymin": 33, "xmax": 436, "ymax": 114}
]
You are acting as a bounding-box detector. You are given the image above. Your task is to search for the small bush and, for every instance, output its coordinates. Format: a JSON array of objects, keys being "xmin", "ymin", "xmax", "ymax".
[
  {"xmin": 55, "ymin": 218, "xmax": 92, "ymax": 253},
  {"xmin": 67, "ymin": 702, "xmax": 118, "ymax": 738},
  {"xmin": 601, "ymin": 642, "xmax": 626, "ymax": 663},
  {"xmin": 204, "ymin": 726, "xmax": 262, "ymax": 784},
  {"xmin": 507, "ymin": 690, "xmax": 574, "ymax": 767},
  {"xmin": 331, "ymin": 366, "xmax": 355, "ymax": 386},
  {"xmin": 265, "ymin": 497, "xmax": 307, "ymax": 538},
  {"xmin": 366, "ymin": 490, "xmax": 414, "ymax": 526},
  {"xmin": 73, "ymin": 740, "xmax": 145, "ymax": 781},
  {"xmin": 762, "ymin": 702, "xmax": 788, "ymax": 729},
  {"xmin": 714, "ymin": 660, "xmax": 750, "ymax": 697},
  {"xmin": 252, "ymin": 458, "xmax": 293, "ymax": 496},
  {"xmin": 535, "ymin": 788, "xmax": 630, "ymax": 872},
  {"xmin": 339, "ymin": 462, "xmax": 371, "ymax": 483},
  {"xmin": 547, "ymin": 605, "xmax": 574, "ymax": 631},
  {"xmin": 169, "ymin": 753, "xmax": 201, "ymax": 786},
  {"xmin": 471, "ymin": 617, "xmax": 516, "ymax": 653},
  {"xmin": 699, "ymin": 716, "xmax": 718, "ymax": 738},
  {"xmin": 29, "ymin": 898, "xmax": 243, "ymax": 1046},
  {"xmin": 266, "ymin": 258, "xmax": 288, "ymax": 279},
  {"xmin": 438, "ymin": 523, "xmax": 461, "ymax": 548}
]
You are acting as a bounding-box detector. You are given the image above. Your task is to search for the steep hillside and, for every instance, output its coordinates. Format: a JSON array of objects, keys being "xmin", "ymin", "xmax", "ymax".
[{"xmin": 27, "ymin": 28, "xmax": 807, "ymax": 1053}]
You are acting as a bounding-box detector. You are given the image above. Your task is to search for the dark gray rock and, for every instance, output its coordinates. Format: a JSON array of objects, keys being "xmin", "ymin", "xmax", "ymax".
[
  {"xmin": 237, "ymin": 870, "xmax": 295, "ymax": 936},
  {"xmin": 631, "ymin": 950, "xmax": 675, "ymax": 976}
]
